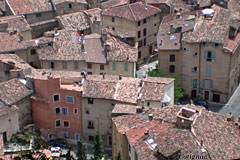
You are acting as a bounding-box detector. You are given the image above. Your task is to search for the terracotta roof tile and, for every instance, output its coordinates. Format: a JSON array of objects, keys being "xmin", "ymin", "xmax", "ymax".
[
  {"xmin": 0, "ymin": 78, "xmax": 33, "ymax": 105},
  {"xmin": 101, "ymin": 2, "xmax": 161, "ymax": 22},
  {"xmin": 101, "ymin": 0, "xmax": 129, "ymax": 9},
  {"xmin": 84, "ymin": 8, "xmax": 102, "ymax": 22},
  {"xmin": 0, "ymin": 103, "xmax": 17, "ymax": 118}
]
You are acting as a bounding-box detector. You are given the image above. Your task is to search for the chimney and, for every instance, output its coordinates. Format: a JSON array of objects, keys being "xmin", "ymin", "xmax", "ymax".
[
  {"xmin": 136, "ymin": 106, "xmax": 143, "ymax": 113},
  {"xmin": 141, "ymin": 101, "xmax": 145, "ymax": 109},
  {"xmin": 176, "ymin": 13, "xmax": 181, "ymax": 19},
  {"xmin": 148, "ymin": 114, "xmax": 153, "ymax": 121},
  {"xmin": 144, "ymin": 129, "xmax": 149, "ymax": 135},
  {"xmin": 119, "ymin": 74, "xmax": 122, "ymax": 80},
  {"xmin": 227, "ymin": 112, "xmax": 234, "ymax": 122},
  {"xmin": 17, "ymin": 33, "xmax": 23, "ymax": 42}
]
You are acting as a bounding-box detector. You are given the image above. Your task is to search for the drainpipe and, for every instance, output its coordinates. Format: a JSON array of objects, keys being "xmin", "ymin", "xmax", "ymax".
[{"xmin": 199, "ymin": 43, "xmax": 202, "ymax": 98}]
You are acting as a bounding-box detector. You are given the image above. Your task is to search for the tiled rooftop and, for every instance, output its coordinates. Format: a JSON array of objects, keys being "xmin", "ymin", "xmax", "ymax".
[
  {"xmin": 101, "ymin": 2, "xmax": 161, "ymax": 22},
  {"xmin": 6, "ymin": 0, "xmax": 53, "ymax": 15},
  {"xmin": 113, "ymin": 104, "xmax": 240, "ymax": 159},
  {"xmin": 0, "ymin": 15, "xmax": 31, "ymax": 33},
  {"xmin": 100, "ymin": 0, "xmax": 129, "ymax": 9},
  {"xmin": 0, "ymin": 103, "xmax": 17, "ymax": 118},
  {"xmin": 112, "ymin": 103, "xmax": 138, "ymax": 115},
  {"xmin": 0, "ymin": 54, "xmax": 33, "ymax": 70},
  {"xmin": 0, "ymin": 78, "xmax": 33, "ymax": 105},
  {"xmin": 52, "ymin": 0, "xmax": 87, "ymax": 4},
  {"xmin": 84, "ymin": 8, "xmax": 101, "ymax": 22},
  {"xmin": 157, "ymin": 33, "xmax": 181, "ymax": 50},
  {"xmin": 145, "ymin": 0, "xmax": 189, "ymax": 12},
  {"xmin": 57, "ymin": 12, "xmax": 90, "ymax": 31}
]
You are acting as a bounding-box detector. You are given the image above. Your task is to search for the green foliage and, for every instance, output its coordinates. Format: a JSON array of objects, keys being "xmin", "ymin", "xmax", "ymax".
[
  {"xmin": 147, "ymin": 68, "xmax": 184, "ymax": 103},
  {"xmin": 115, "ymin": 151, "xmax": 123, "ymax": 160},
  {"xmin": 92, "ymin": 131, "xmax": 105, "ymax": 160},
  {"xmin": 15, "ymin": 150, "xmax": 48, "ymax": 160},
  {"xmin": 77, "ymin": 138, "xmax": 87, "ymax": 160},
  {"xmin": 60, "ymin": 149, "xmax": 75, "ymax": 160}
]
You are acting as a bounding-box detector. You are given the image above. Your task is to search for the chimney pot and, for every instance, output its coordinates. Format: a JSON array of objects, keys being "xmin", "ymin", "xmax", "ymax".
[
  {"xmin": 144, "ymin": 129, "xmax": 149, "ymax": 135},
  {"xmin": 148, "ymin": 114, "xmax": 153, "ymax": 121}
]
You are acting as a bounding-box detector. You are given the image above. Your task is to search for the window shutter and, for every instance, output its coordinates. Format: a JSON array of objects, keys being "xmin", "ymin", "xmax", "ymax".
[
  {"xmin": 202, "ymin": 79, "xmax": 206, "ymax": 89},
  {"xmin": 48, "ymin": 62, "xmax": 51, "ymax": 69},
  {"xmin": 197, "ymin": 79, "xmax": 199, "ymax": 88},
  {"xmin": 212, "ymin": 51, "xmax": 215, "ymax": 62},
  {"xmin": 206, "ymin": 64, "xmax": 211, "ymax": 76},
  {"xmin": 205, "ymin": 42, "xmax": 208, "ymax": 47},
  {"xmin": 211, "ymin": 42, "xmax": 215, "ymax": 48},
  {"xmin": 124, "ymin": 63, "xmax": 129, "ymax": 71},
  {"xmin": 112, "ymin": 62, "xmax": 116, "ymax": 70},
  {"xmin": 191, "ymin": 67, "xmax": 194, "ymax": 72},
  {"xmin": 210, "ymin": 80, "xmax": 214, "ymax": 90},
  {"xmin": 191, "ymin": 79, "xmax": 193, "ymax": 88},
  {"xmin": 204, "ymin": 50, "xmax": 207, "ymax": 61}
]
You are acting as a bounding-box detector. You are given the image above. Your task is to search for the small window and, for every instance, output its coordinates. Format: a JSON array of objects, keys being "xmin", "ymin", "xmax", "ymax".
[
  {"xmin": 66, "ymin": 96, "xmax": 74, "ymax": 103},
  {"xmin": 53, "ymin": 94, "xmax": 60, "ymax": 102},
  {"xmin": 147, "ymin": 102, "xmax": 150, "ymax": 106},
  {"xmin": 48, "ymin": 43, "xmax": 52, "ymax": 46},
  {"xmin": 138, "ymin": 51, "xmax": 141, "ymax": 59},
  {"xmin": 89, "ymin": 136, "xmax": 94, "ymax": 141},
  {"xmin": 138, "ymin": 31, "xmax": 141, "ymax": 38},
  {"xmin": 215, "ymin": 43, "xmax": 218, "ymax": 47},
  {"xmin": 88, "ymin": 121, "xmax": 94, "ymax": 129},
  {"xmin": 88, "ymin": 98, "xmax": 94, "ymax": 104},
  {"xmin": 74, "ymin": 108, "xmax": 78, "ymax": 114},
  {"xmin": 62, "ymin": 107, "xmax": 68, "ymax": 115},
  {"xmin": 143, "ymin": 19, "xmax": 146, "ymax": 24},
  {"xmin": 207, "ymin": 51, "xmax": 212, "ymax": 62},
  {"xmin": 49, "ymin": 61, "xmax": 54, "ymax": 69},
  {"xmin": 63, "ymin": 132, "xmax": 68, "ymax": 139},
  {"xmin": 170, "ymin": 54, "xmax": 175, "ymax": 62},
  {"xmin": 68, "ymin": 4, "xmax": 72, "ymax": 9},
  {"xmin": 112, "ymin": 17, "xmax": 115, "ymax": 22},
  {"xmin": 30, "ymin": 49, "xmax": 36, "ymax": 55},
  {"xmin": 154, "ymin": 23, "xmax": 157, "ymax": 26},
  {"xmin": 55, "ymin": 107, "xmax": 60, "ymax": 114},
  {"xmin": 108, "ymin": 136, "xmax": 112, "ymax": 146},
  {"xmin": 63, "ymin": 121, "xmax": 70, "ymax": 128},
  {"xmin": 36, "ymin": 13, "xmax": 41, "ymax": 18},
  {"xmin": 62, "ymin": 61, "xmax": 67, "ymax": 69},
  {"xmin": 124, "ymin": 63, "xmax": 129, "ymax": 71},
  {"xmin": 143, "ymin": 28, "xmax": 147, "ymax": 36},
  {"xmin": 86, "ymin": 108, "xmax": 90, "ymax": 114},
  {"xmin": 112, "ymin": 27, "xmax": 115, "ymax": 31},
  {"xmin": 87, "ymin": 63, "xmax": 92, "ymax": 69},
  {"xmin": 138, "ymin": 21, "xmax": 141, "ymax": 26},
  {"xmin": 87, "ymin": 72, "xmax": 92, "ymax": 75},
  {"xmin": 154, "ymin": 14, "xmax": 157, "ymax": 17},
  {"xmin": 193, "ymin": 52, "xmax": 198, "ymax": 57},
  {"xmin": 138, "ymin": 40, "xmax": 142, "ymax": 48},
  {"xmin": 192, "ymin": 67, "xmax": 198, "ymax": 73},
  {"xmin": 75, "ymin": 134, "xmax": 80, "ymax": 141},
  {"xmin": 183, "ymin": 48, "xmax": 188, "ymax": 52},
  {"xmin": 112, "ymin": 62, "xmax": 116, "ymax": 71},
  {"xmin": 100, "ymin": 64, "xmax": 104, "ymax": 70},
  {"xmin": 144, "ymin": 38, "xmax": 146, "ymax": 46},
  {"xmin": 56, "ymin": 120, "xmax": 61, "ymax": 127},
  {"xmin": 213, "ymin": 94, "xmax": 220, "ymax": 102},
  {"xmin": 169, "ymin": 65, "xmax": 175, "ymax": 73},
  {"xmin": 74, "ymin": 61, "xmax": 79, "ymax": 69}
]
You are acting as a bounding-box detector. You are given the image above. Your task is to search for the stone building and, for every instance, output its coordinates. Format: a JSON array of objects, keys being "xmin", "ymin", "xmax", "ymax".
[
  {"xmin": 0, "ymin": 78, "xmax": 33, "ymax": 127},
  {"xmin": 101, "ymin": 2, "xmax": 161, "ymax": 64},
  {"xmin": 37, "ymin": 29, "xmax": 138, "ymax": 77}
]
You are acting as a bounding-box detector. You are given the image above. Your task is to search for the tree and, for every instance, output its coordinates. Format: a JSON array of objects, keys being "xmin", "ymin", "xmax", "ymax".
[
  {"xmin": 77, "ymin": 138, "xmax": 87, "ymax": 160},
  {"xmin": 115, "ymin": 151, "xmax": 122, "ymax": 160},
  {"xmin": 147, "ymin": 68, "xmax": 184, "ymax": 103},
  {"xmin": 93, "ymin": 131, "xmax": 105, "ymax": 160}
]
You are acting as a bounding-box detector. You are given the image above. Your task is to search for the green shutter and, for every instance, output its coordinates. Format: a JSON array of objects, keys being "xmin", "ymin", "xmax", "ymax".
[
  {"xmin": 210, "ymin": 80, "xmax": 214, "ymax": 90},
  {"xmin": 112, "ymin": 62, "xmax": 116, "ymax": 70},
  {"xmin": 124, "ymin": 63, "xmax": 129, "ymax": 71},
  {"xmin": 74, "ymin": 61, "xmax": 78, "ymax": 69}
]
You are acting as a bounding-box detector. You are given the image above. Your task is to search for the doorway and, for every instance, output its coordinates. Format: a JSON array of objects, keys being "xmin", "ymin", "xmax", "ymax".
[
  {"xmin": 149, "ymin": 46, "xmax": 152, "ymax": 55},
  {"xmin": 204, "ymin": 91, "xmax": 210, "ymax": 100}
]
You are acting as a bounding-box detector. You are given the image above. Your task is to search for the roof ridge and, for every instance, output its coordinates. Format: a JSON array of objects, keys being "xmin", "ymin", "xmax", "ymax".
[{"xmin": 128, "ymin": 4, "xmax": 137, "ymax": 21}]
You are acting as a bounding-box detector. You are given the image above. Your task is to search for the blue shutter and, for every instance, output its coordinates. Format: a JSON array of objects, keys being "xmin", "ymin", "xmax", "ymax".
[
  {"xmin": 49, "ymin": 62, "xmax": 51, "ymax": 69},
  {"xmin": 211, "ymin": 43, "xmax": 215, "ymax": 48},
  {"xmin": 197, "ymin": 79, "xmax": 199, "ymax": 88},
  {"xmin": 124, "ymin": 63, "xmax": 129, "ymax": 71},
  {"xmin": 205, "ymin": 42, "xmax": 208, "ymax": 47},
  {"xmin": 210, "ymin": 80, "xmax": 214, "ymax": 90},
  {"xmin": 112, "ymin": 62, "xmax": 116, "ymax": 70},
  {"xmin": 202, "ymin": 79, "xmax": 206, "ymax": 89},
  {"xmin": 204, "ymin": 50, "xmax": 207, "ymax": 61},
  {"xmin": 191, "ymin": 79, "xmax": 193, "ymax": 88},
  {"xmin": 211, "ymin": 51, "xmax": 215, "ymax": 62},
  {"xmin": 206, "ymin": 64, "xmax": 212, "ymax": 76},
  {"xmin": 74, "ymin": 61, "xmax": 78, "ymax": 69}
]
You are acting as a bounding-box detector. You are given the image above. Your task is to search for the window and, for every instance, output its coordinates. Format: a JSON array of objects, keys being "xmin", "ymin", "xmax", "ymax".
[
  {"xmin": 183, "ymin": 48, "xmax": 188, "ymax": 52},
  {"xmin": 87, "ymin": 72, "xmax": 92, "ymax": 75},
  {"xmin": 86, "ymin": 108, "xmax": 90, "ymax": 114},
  {"xmin": 202, "ymin": 42, "xmax": 208, "ymax": 47},
  {"xmin": 192, "ymin": 67, "xmax": 198, "ymax": 73},
  {"xmin": 63, "ymin": 121, "xmax": 70, "ymax": 128},
  {"xmin": 138, "ymin": 31, "xmax": 141, "ymax": 38},
  {"xmin": 192, "ymin": 52, "xmax": 198, "ymax": 57},
  {"xmin": 215, "ymin": 43, "xmax": 218, "ymax": 48},
  {"xmin": 87, "ymin": 63, "xmax": 92, "ymax": 69},
  {"xmin": 68, "ymin": 4, "xmax": 72, "ymax": 9},
  {"xmin": 213, "ymin": 94, "xmax": 220, "ymax": 102},
  {"xmin": 138, "ymin": 51, "xmax": 141, "ymax": 59},
  {"xmin": 36, "ymin": 13, "xmax": 41, "ymax": 18},
  {"xmin": 143, "ymin": 38, "xmax": 146, "ymax": 46},
  {"xmin": 108, "ymin": 136, "xmax": 112, "ymax": 146},
  {"xmin": 89, "ymin": 136, "xmax": 94, "ymax": 141},
  {"xmin": 191, "ymin": 79, "xmax": 199, "ymax": 88},
  {"xmin": 112, "ymin": 27, "xmax": 115, "ymax": 31},
  {"xmin": 62, "ymin": 61, "xmax": 67, "ymax": 69},
  {"xmin": 30, "ymin": 49, "xmax": 36, "ymax": 55},
  {"xmin": 204, "ymin": 50, "xmax": 215, "ymax": 62},
  {"xmin": 87, "ymin": 121, "xmax": 94, "ymax": 129},
  {"xmin": 88, "ymin": 98, "xmax": 94, "ymax": 104},
  {"xmin": 66, "ymin": 96, "xmax": 74, "ymax": 103},
  {"xmin": 202, "ymin": 79, "xmax": 213, "ymax": 90},
  {"xmin": 154, "ymin": 14, "xmax": 157, "ymax": 17},
  {"xmin": 138, "ymin": 21, "xmax": 141, "ymax": 26},
  {"xmin": 169, "ymin": 65, "xmax": 175, "ymax": 73},
  {"xmin": 206, "ymin": 64, "xmax": 212, "ymax": 76},
  {"xmin": 56, "ymin": 120, "xmax": 61, "ymax": 127},
  {"xmin": 74, "ymin": 61, "xmax": 79, "ymax": 69},
  {"xmin": 63, "ymin": 132, "xmax": 68, "ymax": 139},
  {"xmin": 191, "ymin": 90, "xmax": 197, "ymax": 98},
  {"xmin": 170, "ymin": 54, "xmax": 175, "ymax": 62},
  {"xmin": 138, "ymin": 40, "xmax": 142, "ymax": 48},
  {"xmin": 74, "ymin": 108, "xmax": 78, "ymax": 114},
  {"xmin": 100, "ymin": 64, "xmax": 104, "ymax": 70},
  {"xmin": 53, "ymin": 94, "xmax": 60, "ymax": 102},
  {"xmin": 124, "ymin": 63, "xmax": 129, "ymax": 71},
  {"xmin": 49, "ymin": 61, "xmax": 54, "ymax": 69},
  {"xmin": 55, "ymin": 107, "xmax": 60, "ymax": 114},
  {"xmin": 143, "ymin": 19, "xmax": 146, "ymax": 24},
  {"xmin": 147, "ymin": 102, "xmax": 150, "ymax": 106},
  {"xmin": 62, "ymin": 107, "xmax": 68, "ymax": 115},
  {"xmin": 112, "ymin": 62, "xmax": 116, "ymax": 70},
  {"xmin": 112, "ymin": 17, "xmax": 115, "ymax": 22},
  {"xmin": 143, "ymin": 28, "xmax": 147, "ymax": 36},
  {"xmin": 75, "ymin": 134, "xmax": 80, "ymax": 141}
]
